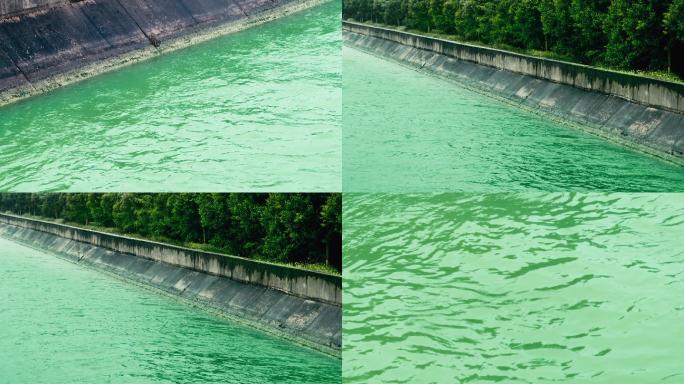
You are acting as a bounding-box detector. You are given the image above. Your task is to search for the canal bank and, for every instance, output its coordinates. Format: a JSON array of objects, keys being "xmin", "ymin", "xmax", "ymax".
[
  {"xmin": 0, "ymin": 235, "xmax": 340, "ymax": 383},
  {"xmin": 0, "ymin": 0, "xmax": 328, "ymax": 107},
  {"xmin": 343, "ymin": 47, "xmax": 684, "ymax": 192},
  {"xmin": 343, "ymin": 21, "xmax": 684, "ymax": 165},
  {"xmin": 0, "ymin": 0, "xmax": 341, "ymax": 192},
  {"xmin": 0, "ymin": 213, "xmax": 342, "ymax": 357}
]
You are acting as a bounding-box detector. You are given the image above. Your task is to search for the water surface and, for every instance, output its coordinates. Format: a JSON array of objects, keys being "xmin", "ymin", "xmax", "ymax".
[
  {"xmin": 343, "ymin": 47, "xmax": 684, "ymax": 192},
  {"xmin": 344, "ymin": 193, "xmax": 684, "ymax": 382},
  {"xmin": 0, "ymin": 237, "xmax": 340, "ymax": 383},
  {"xmin": 0, "ymin": 1, "xmax": 341, "ymax": 192}
]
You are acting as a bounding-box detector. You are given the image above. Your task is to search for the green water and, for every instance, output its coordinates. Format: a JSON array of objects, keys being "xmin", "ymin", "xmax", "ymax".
[
  {"xmin": 0, "ymin": 1, "xmax": 341, "ymax": 192},
  {"xmin": 343, "ymin": 193, "xmax": 684, "ymax": 383},
  {"xmin": 0, "ymin": 237, "xmax": 340, "ymax": 383},
  {"xmin": 343, "ymin": 47, "xmax": 684, "ymax": 192}
]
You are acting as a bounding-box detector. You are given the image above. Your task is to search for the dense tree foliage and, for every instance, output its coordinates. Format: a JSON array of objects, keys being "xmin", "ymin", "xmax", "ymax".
[
  {"xmin": 0, "ymin": 193, "xmax": 342, "ymax": 272},
  {"xmin": 343, "ymin": 0, "xmax": 684, "ymax": 77}
]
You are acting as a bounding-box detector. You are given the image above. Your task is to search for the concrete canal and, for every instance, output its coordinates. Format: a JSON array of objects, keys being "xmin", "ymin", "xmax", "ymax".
[
  {"xmin": 0, "ymin": 0, "xmax": 341, "ymax": 192},
  {"xmin": 0, "ymin": 235, "xmax": 341, "ymax": 383},
  {"xmin": 343, "ymin": 39, "xmax": 684, "ymax": 192}
]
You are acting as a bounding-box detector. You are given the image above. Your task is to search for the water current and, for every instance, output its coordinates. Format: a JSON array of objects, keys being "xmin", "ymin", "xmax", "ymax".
[
  {"xmin": 344, "ymin": 193, "xmax": 684, "ymax": 383},
  {"xmin": 0, "ymin": 1, "xmax": 341, "ymax": 192},
  {"xmin": 0, "ymin": 236, "xmax": 340, "ymax": 383},
  {"xmin": 343, "ymin": 47, "xmax": 684, "ymax": 192}
]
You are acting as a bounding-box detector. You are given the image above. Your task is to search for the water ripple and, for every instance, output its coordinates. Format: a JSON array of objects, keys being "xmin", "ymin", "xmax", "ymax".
[
  {"xmin": 344, "ymin": 193, "xmax": 684, "ymax": 383},
  {"xmin": 343, "ymin": 48, "xmax": 684, "ymax": 192},
  {"xmin": 0, "ymin": 1, "xmax": 341, "ymax": 192},
  {"xmin": 0, "ymin": 237, "xmax": 339, "ymax": 383}
]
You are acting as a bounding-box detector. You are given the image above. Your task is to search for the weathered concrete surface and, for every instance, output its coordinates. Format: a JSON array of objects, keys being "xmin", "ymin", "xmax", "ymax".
[
  {"xmin": 0, "ymin": 213, "xmax": 341, "ymax": 355},
  {"xmin": 343, "ymin": 21, "xmax": 684, "ymax": 114},
  {"xmin": 0, "ymin": 0, "xmax": 63, "ymax": 17},
  {"xmin": 344, "ymin": 22, "xmax": 684, "ymax": 162},
  {"xmin": 0, "ymin": 0, "xmax": 326, "ymax": 106}
]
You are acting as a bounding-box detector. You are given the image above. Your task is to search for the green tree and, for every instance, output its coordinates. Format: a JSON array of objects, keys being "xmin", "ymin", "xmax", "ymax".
[
  {"xmin": 226, "ymin": 194, "xmax": 264, "ymax": 256},
  {"xmin": 112, "ymin": 193, "xmax": 138, "ymax": 233},
  {"xmin": 604, "ymin": 0, "xmax": 664, "ymax": 69},
  {"xmin": 507, "ymin": 0, "xmax": 544, "ymax": 50},
  {"xmin": 538, "ymin": 0, "xmax": 574, "ymax": 54},
  {"xmin": 383, "ymin": 0, "xmax": 405, "ymax": 25},
  {"xmin": 98, "ymin": 193, "xmax": 117, "ymax": 227},
  {"xmin": 65, "ymin": 194, "xmax": 89, "ymax": 224},
  {"xmin": 196, "ymin": 193, "xmax": 228, "ymax": 244},
  {"xmin": 167, "ymin": 193, "xmax": 201, "ymax": 243},
  {"xmin": 40, "ymin": 193, "xmax": 62, "ymax": 219},
  {"xmin": 261, "ymin": 194, "xmax": 318, "ymax": 264},
  {"xmin": 440, "ymin": 0, "xmax": 457, "ymax": 34},
  {"xmin": 320, "ymin": 194, "xmax": 342, "ymax": 270},
  {"xmin": 429, "ymin": 0, "xmax": 447, "ymax": 32},
  {"xmin": 408, "ymin": 0, "xmax": 431, "ymax": 31},
  {"xmin": 567, "ymin": 0, "xmax": 609, "ymax": 63},
  {"xmin": 133, "ymin": 194, "xmax": 154, "ymax": 236},
  {"xmin": 86, "ymin": 194, "xmax": 104, "ymax": 225},
  {"xmin": 664, "ymin": 0, "xmax": 684, "ymax": 72},
  {"xmin": 454, "ymin": 0, "xmax": 492, "ymax": 41}
]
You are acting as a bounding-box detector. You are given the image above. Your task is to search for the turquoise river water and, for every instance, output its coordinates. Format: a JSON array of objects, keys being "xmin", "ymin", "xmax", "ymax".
[
  {"xmin": 343, "ymin": 193, "xmax": 684, "ymax": 383},
  {"xmin": 343, "ymin": 47, "xmax": 684, "ymax": 192},
  {"xmin": 0, "ymin": 1, "xmax": 341, "ymax": 192},
  {"xmin": 0, "ymin": 236, "xmax": 340, "ymax": 383}
]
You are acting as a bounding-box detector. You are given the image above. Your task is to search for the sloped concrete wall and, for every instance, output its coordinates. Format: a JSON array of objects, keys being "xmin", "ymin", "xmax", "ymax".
[
  {"xmin": 0, "ymin": 214, "xmax": 341, "ymax": 354},
  {"xmin": 0, "ymin": 213, "xmax": 341, "ymax": 305},
  {"xmin": 0, "ymin": 0, "xmax": 321, "ymax": 105},
  {"xmin": 0, "ymin": 0, "xmax": 64, "ymax": 17},
  {"xmin": 344, "ymin": 23, "xmax": 684, "ymax": 161},
  {"xmin": 344, "ymin": 21, "xmax": 684, "ymax": 114}
]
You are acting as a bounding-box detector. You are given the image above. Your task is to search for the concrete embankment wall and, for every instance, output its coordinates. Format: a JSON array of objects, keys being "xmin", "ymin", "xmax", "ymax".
[
  {"xmin": 0, "ymin": 213, "xmax": 341, "ymax": 355},
  {"xmin": 0, "ymin": 0, "xmax": 322, "ymax": 106},
  {"xmin": 344, "ymin": 21, "xmax": 684, "ymax": 161},
  {"xmin": 0, "ymin": 0, "xmax": 62, "ymax": 17}
]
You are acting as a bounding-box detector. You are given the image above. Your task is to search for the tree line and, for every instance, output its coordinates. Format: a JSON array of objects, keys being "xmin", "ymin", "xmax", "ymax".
[
  {"xmin": 0, "ymin": 193, "xmax": 341, "ymax": 272},
  {"xmin": 343, "ymin": 0, "xmax": 684, "ymax": 77}
]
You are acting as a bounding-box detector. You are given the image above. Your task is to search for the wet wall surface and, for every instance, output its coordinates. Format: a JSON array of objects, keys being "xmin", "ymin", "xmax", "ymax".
[{"xmin": 0, "ymin": 0, "xmax": 299, "ymax": 93}]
